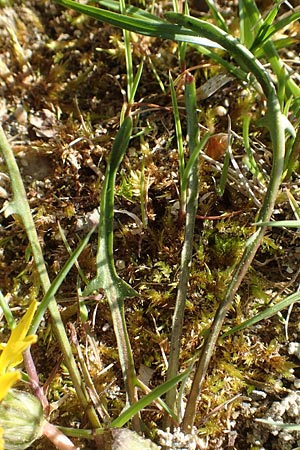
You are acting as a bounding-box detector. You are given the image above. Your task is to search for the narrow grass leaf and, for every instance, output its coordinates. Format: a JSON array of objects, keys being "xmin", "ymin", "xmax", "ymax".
[
  {"xmin": 55, "ymin": 0, "xmax": 223, "ymax": 48},
  {"xmin": 165, "ymin": 73, "xmax": 199, "ymax": 422},
  {"xmin": 242, "ymin": 114, "xmax": 264, "ymax": 182},
  {"xmin": 250, "ymin": 3, "xmax": 280, "ymax": 53},
  {"xmin": 169, "ymin": 73, "xmax": 184, "ymax": 198},
  {"xmin": 0, "ymin": 127, "xmax": 101, "ymax": 428},
  {"xmin": 256, "ymin": 419, "xmax": 300, "ymax": 431},
  {"xmin": 238, "ymin": 0, "xmax": 255, "ymax": 48},
  {"xmin": 30, "ymin": 227, "xmax": 95, "ymax": 335},
  {"xmin": 82, "ymin": 115, "xmax": 139, "ymax": 427},
  {"xmin": 0, "ymin": 291, "xmax": 16, "ymax": 330},
  {"xmin": 216, "ymin": 143, "xmax": 230, "ymax": 197},
  {"xmin": 191, "ymin": 44, "xmax": 248, "ymax": 83},
  {"xmin": 182, "ymin": 133, "xmax": 210, "ymax": 192},
  {"xmin": 84, "ymin": 115, "xmax": 136, "ymax": 298},
  {"xmin": 98, "ymin": 0, "xmax": 166, "ymax": 22},
  {"xmin": 257, "ymin": 220, "xmax": 300, "ymax": 228},
  {"xmin": 58, "ymin": 221, "xmax": 89, "ymax": 284},
  {"xmin": 222, "ymin": 291, "xmax": 300, "ymax": 339},
  {"xmin": 129, "ymin": 59, "xmax": 144, "ymax": 104},
  {"xmin": 286, "ymin": 189, "xmax": 300, "ymax": 221},
  {"xmin": 165, "ymin": 12, "xmax": 274, "ymax": 95},
  {"xmin": 254, "ymin": 37, "xmax": 298, "ymax": 59},
  {"xmin": 205, "ymin": 0, "xmax": 228, "ymax": 32},
  {"xmin": 110, "ymin": 369, "xmax": 190, "ymax": 428},
  {"xmin": 166, "ymin": 11, "xmax": 286, "ymax": 433},
  {"xmin": 253, "ymin": 10, "xmax": 300, "ymax": 48}
]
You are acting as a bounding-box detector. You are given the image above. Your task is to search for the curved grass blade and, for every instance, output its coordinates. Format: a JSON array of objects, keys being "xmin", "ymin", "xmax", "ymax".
[
  {"xmin": 55, "ymin": 0, "xmax": 222, "ymax": 48},
  {"xmin": 191, "ymin": 43, "xmax": 248, "ymax": 83},
  {"xmin": 236, "ymin": 1, "xmax": 300, "ymax": 102},
  {"xmin": 84, "ymin": 116, "xmax": 136, "ymax": 298},
  {"xmin": 165, "ymin": 13, "xmax": 274, "ymax": 93},
  {"xmin": 83, "ymin": 115, "xmax": 140, "ymax": 430},
  {"xmin": 97, "ymin": 0, "xmax": 167, "ymax": 22},
  {"xmin": 221, "ymin": 291, "xmax": 300, "ymax": 339},
  {"xmin": 164, "ymin": 12, "xmax": 286, "ymax": 433},
  {"xmin": 129, "ymin": 59, "xmax": 144, "ymax": 105},
  {"xmin": 238, "ymin": 0, "xmax": 257, "ymax": 48},
  {"xmin": 253, "ymin": 10, "xmax": 300, "ymax": 50},
  {"xmin": 250, "ymin": 2, "xmax": 280, "ymax": 53},
  {"xmin": 29, "ymin": 226, "xmax": 95, "ymax": 335},
  {"xmin": 205, "ymin": 0, "xmax": 228, "ymax": 32},
  {"xmin": 110, "ymin": 368, "xmax": 190, "ymax": 428}
]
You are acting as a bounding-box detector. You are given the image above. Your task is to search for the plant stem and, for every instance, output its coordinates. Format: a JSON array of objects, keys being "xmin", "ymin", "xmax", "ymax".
[
  {"xmin": 164, "ymin": 72, "xmax": 199, "ymax": 424},
  {"xmin": 164, "ymin": 14, "xmax": 286, "ymax": 432},
  {"xmin": 43, "ymin": 421, "xmax": 78, "ymax": 450},
  {"xmin": 23, "ymin": 348, "xmax": 49, "ymax": 413},
  {"xmin": 0, "ymin": 126, "xmax": 101, "ymax": 429},
  {"xmin": 83, "ymin": 115, "xmax": 140, "ymax": 431}
]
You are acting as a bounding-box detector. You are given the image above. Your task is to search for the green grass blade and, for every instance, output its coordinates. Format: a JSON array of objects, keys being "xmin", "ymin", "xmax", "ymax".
[
  {"xmin": 148, "ymin": 56, "xmax": 166, "ymax": 93},
  {"xmin": 254, "ymin": 37, "xmax": 298, "ymax": 59},
  {"xmin": 165, "ymin": 13, "xmax": 274, "ymax": 95},
  {"xmin": 165, "ymin": 12, "xmax": 287, "ymax": 434},
  {"xmin": 129, "ymin": 59, "xmax": 144, "ymax": 104},
  {"xmin": 58, "ymin": 221, "xmax": 89, "ymax": 284},
  {"xmin": 110, "ymin": 368, "xmax": 190, "ymax": 428},
  {"xmin": 257, "ymin": 220, "xmax": 300, "ymax": 228},
  {"xmin": 250, "ymin": 3, "xmax": 280, "ymax": 53},
  {"xmin": 0, "ymin": 125, "xmax": 101, "ymax": 428},
  {"xmin": 253, "ymin": 10, "xmax": 300, "ymax": 49},
  {"xmin": 0, "ymin": 290, "xmax": 16, "ymax": 329},
  {"xmin": 222, "ymin": 291, "xmax": 300, "ymax": 339},
  {"xmin": 83, "ymin": 115, "xmax": 139, "ymax": 429},
  {"xmin": 165, "ymin": 72, "xmax": 199, "ymax": 420},
  {"xmin": 182, "ymin": 133, "xmax": 210, "ymax": 193},
  {"xmin": 191, "ymin": 43, "xmax": 248, "ymax": 83},
  {"xmin": 177, "ymin": 0, "xmax": 188, "ymax": 64},
  {"xmin": 169, "ymin": 73, "xmax": 184, "ymax": 201},
  {"xmin": 84, "ymin": 115, "xmax": 136, "ymax": 298},
  {"xmin": 55, "ymin": 0, "xmax": 222, "ymax": 48},
  {"xmin": 236, "ymin": 0, "xmax": 299, "ymax": 106},
  {"xmin": 242, "ymin": 114, "xmax": 265, "ymax": 183},
  {"xmin": 256, "ymin": 419, "xmax": 300, "ymax": 431},
  {"xmin": 205, "ymin": 0, "xmax": 228, "ymax": 32},
  {"xmin": 238, "ymin": 0, "xmax": 256, "ymax": 48},
  {"xmin": 98, "ymin": 0, "xmax": 166, "ymax": 22},
  {"xmin": 29, "ymin": 227, "xmax": 95, "ymax": 335},
  {"xmin": 118, "ymin": 0, "xmax": 134, "ymax": 107}
]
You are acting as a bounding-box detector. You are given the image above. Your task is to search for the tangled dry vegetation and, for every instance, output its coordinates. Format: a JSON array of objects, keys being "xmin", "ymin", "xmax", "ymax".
[{"xmin": 1, "ymin": 0, "xmax": 300, "ymax": 449}]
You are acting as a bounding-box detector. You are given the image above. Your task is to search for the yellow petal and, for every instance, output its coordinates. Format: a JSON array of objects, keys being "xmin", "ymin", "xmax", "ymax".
[
  {"xmin": 0, "ymin": 336, "xmax": 38, "ymax": 372},
  {"xmin": 0, "ymin": 372, "xmax": 21, "ymax": 401},
  {"xmin": 0, "ymin": 425, "xmax": 4, "ymax": 450},
  {"xmin": 9, "ymin": 300, "xmax": 37, "ymax": 342},
  {"xmin": 0, "ymin": 301, "xmax": 37, "ymax": 375}
]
